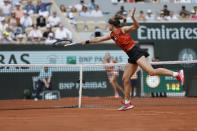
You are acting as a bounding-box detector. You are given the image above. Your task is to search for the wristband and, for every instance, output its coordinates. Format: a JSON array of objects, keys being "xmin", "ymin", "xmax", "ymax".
[{"xmin": 85, "ymin": 40, "xmax": 90, "ymax": 44}]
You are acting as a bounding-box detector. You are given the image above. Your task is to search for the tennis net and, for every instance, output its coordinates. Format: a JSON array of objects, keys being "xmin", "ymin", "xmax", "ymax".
[{"xmin": 0, "ymin": 60, "xmax": 196, "ymax": 110}]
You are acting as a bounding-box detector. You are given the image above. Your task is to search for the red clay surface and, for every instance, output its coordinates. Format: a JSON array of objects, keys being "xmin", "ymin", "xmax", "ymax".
[{"xmin": 0, "ymin": 97, "xmax": 197, "ymax": 131}]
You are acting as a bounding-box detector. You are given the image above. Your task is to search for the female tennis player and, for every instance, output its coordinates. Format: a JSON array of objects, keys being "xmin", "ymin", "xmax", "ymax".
[
  {"xmin": 82, "ymin": 7, "xmax": 184, "ymax": 111},
  {"xmin": 103, "ymin": 52, "xmax": 124, "ymax": 98}
]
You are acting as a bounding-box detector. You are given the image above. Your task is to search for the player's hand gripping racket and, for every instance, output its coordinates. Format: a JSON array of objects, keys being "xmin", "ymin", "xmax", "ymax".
[{"xmin": 52, "ymin": 40, "xmax": 82, "ymax": 47}]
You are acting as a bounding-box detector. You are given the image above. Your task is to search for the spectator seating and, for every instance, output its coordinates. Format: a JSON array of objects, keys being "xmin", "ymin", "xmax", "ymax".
[
  {"xmin": 31, "ymin": 14, "xmax": 39, "ymax": 25},
  {"xmin": 40, "ymin": 27, "xmax": 47, "ymax": 34},
  {"xmin": 76, "ymin": 21, "xmax": 86, "ymax": 32},
  {"xmin": 25, "ymin": 27, "xmax": 33, "ymax": 36},
  {"xmin": 0, "ymin": 0, "xmax": 197, "ymax": 44},
  {"xmin": 96, "ymin": 21, "xmax": 106, "ymax": 31},
  {"xmin": 76, "ymin": 20, "xmax": 107, "ymax": 32},
  {"xmin": 21, "ymin": 0, "xmax": 37, "ymax": 8},
  {"xmin": 85, "ymin": 21, "xmax": 95, "ymax": 32},
  {"xmin": 52, "ymin": 27, "xmax": 57, "ymax": 33}
]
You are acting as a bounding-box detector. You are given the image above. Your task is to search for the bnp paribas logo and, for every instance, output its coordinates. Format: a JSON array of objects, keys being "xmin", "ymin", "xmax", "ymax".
[{"xmin": 67, "ymin": 56, "xmax": 76, "ymax": 64}]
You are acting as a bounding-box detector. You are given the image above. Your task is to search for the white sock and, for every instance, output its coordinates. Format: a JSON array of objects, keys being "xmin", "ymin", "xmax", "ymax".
[
  {"xmin": 125, "ymin": 100, "xmax": 130, "ymax": 104},
  {"xmin": 173, "ymin": 72, "xmax": 178, "ymax": 77}
]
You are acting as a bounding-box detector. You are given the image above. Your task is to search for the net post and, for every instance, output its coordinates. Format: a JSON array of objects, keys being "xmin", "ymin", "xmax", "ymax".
[{"xmin": 78, "ymin": 64, "xmax": 83, "ymax": 108}]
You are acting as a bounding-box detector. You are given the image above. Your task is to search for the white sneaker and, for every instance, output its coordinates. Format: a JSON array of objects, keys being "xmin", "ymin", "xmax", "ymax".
[
  {"xmin": 117, "ymin": 101, "xmax": 135, "ymax": 111},
  {"xmin": 176, "ymin": 70, "xmax": 185, "ymax": 87},
  {"xmin": 125, "ymin": 105, "xmax": 135, "ymax": 110}
]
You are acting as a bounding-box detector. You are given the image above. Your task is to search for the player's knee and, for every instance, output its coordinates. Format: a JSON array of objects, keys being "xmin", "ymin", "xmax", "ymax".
[{"xmin": 122, "ymin": 77, "xmax": 130, "ymax": 84}]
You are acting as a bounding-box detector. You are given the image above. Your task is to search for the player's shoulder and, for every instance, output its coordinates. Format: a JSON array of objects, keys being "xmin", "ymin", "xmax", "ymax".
[{"xmin": 119, "ymin": 27, "xmax": 126, "ymax": 34}]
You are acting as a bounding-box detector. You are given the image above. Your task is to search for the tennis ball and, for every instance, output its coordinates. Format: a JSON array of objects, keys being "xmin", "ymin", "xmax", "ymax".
[
  {"xmin": 24, "ymin": 89, "xmax": 31, "ymax": 95},
  {"xmin": 5, "ymin": 32, "xmax": 9, "ymax": 36}
]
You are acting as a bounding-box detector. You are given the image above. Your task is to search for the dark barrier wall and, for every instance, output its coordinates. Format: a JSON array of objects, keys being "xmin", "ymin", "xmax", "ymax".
[
  {"xmin": 0, "ymin": 72, "xmax": 38, "ymax": 99},
  {"xmin": 0, "ymin": 71, "xmax": 124, "ymax": 99}
]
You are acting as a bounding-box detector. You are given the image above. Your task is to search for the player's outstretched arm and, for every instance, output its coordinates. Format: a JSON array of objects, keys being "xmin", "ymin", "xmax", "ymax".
[
  {"xmin": 121, "ymin": 7, "xmax": 139, "ymax": 34},
  {"xmin": 82, "ymin": 34, "xmax": 111, "ymax": 46}
]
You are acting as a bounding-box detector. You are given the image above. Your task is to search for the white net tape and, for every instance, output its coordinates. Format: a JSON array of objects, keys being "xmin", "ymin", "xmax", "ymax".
[{"xmin": 0, "ymin": 60, "xmax": 197, "ymax": 68}]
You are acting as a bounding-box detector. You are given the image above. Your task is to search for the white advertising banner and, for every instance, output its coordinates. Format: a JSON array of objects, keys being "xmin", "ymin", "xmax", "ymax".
[{"xmin": 0, "ymin": 50, "xmax": 128, "ymax": 64}]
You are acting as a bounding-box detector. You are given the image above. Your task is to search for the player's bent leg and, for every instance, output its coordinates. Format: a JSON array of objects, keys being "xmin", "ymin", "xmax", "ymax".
[
  {"xmin": 136, "ymin": 56, "xmax": 185, "ymax": 86},
  {"xmin": 136, "ymin": 56, "xmax": 173, "ymax": 76}
]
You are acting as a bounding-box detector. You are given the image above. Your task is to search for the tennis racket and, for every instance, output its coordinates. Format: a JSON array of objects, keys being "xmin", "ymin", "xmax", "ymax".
[{"xmin": 52, "ymin": 39, "xmax": 82, "ymax": 47}]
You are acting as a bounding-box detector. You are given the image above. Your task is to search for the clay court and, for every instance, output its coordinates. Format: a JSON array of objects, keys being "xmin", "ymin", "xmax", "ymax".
[{"xmin": 0, "ymin": 97, "xmax": 197, "ymax": 131}]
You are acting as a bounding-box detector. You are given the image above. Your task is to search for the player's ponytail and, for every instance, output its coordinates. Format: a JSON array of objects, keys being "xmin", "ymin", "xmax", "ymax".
[
  {"xmin": 108, "ymin": 14, "xmax": 123, "ymax": 28},
  {"xmin": 114, "ymin": 14, "xmax": 123, "ymax": 21}
]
